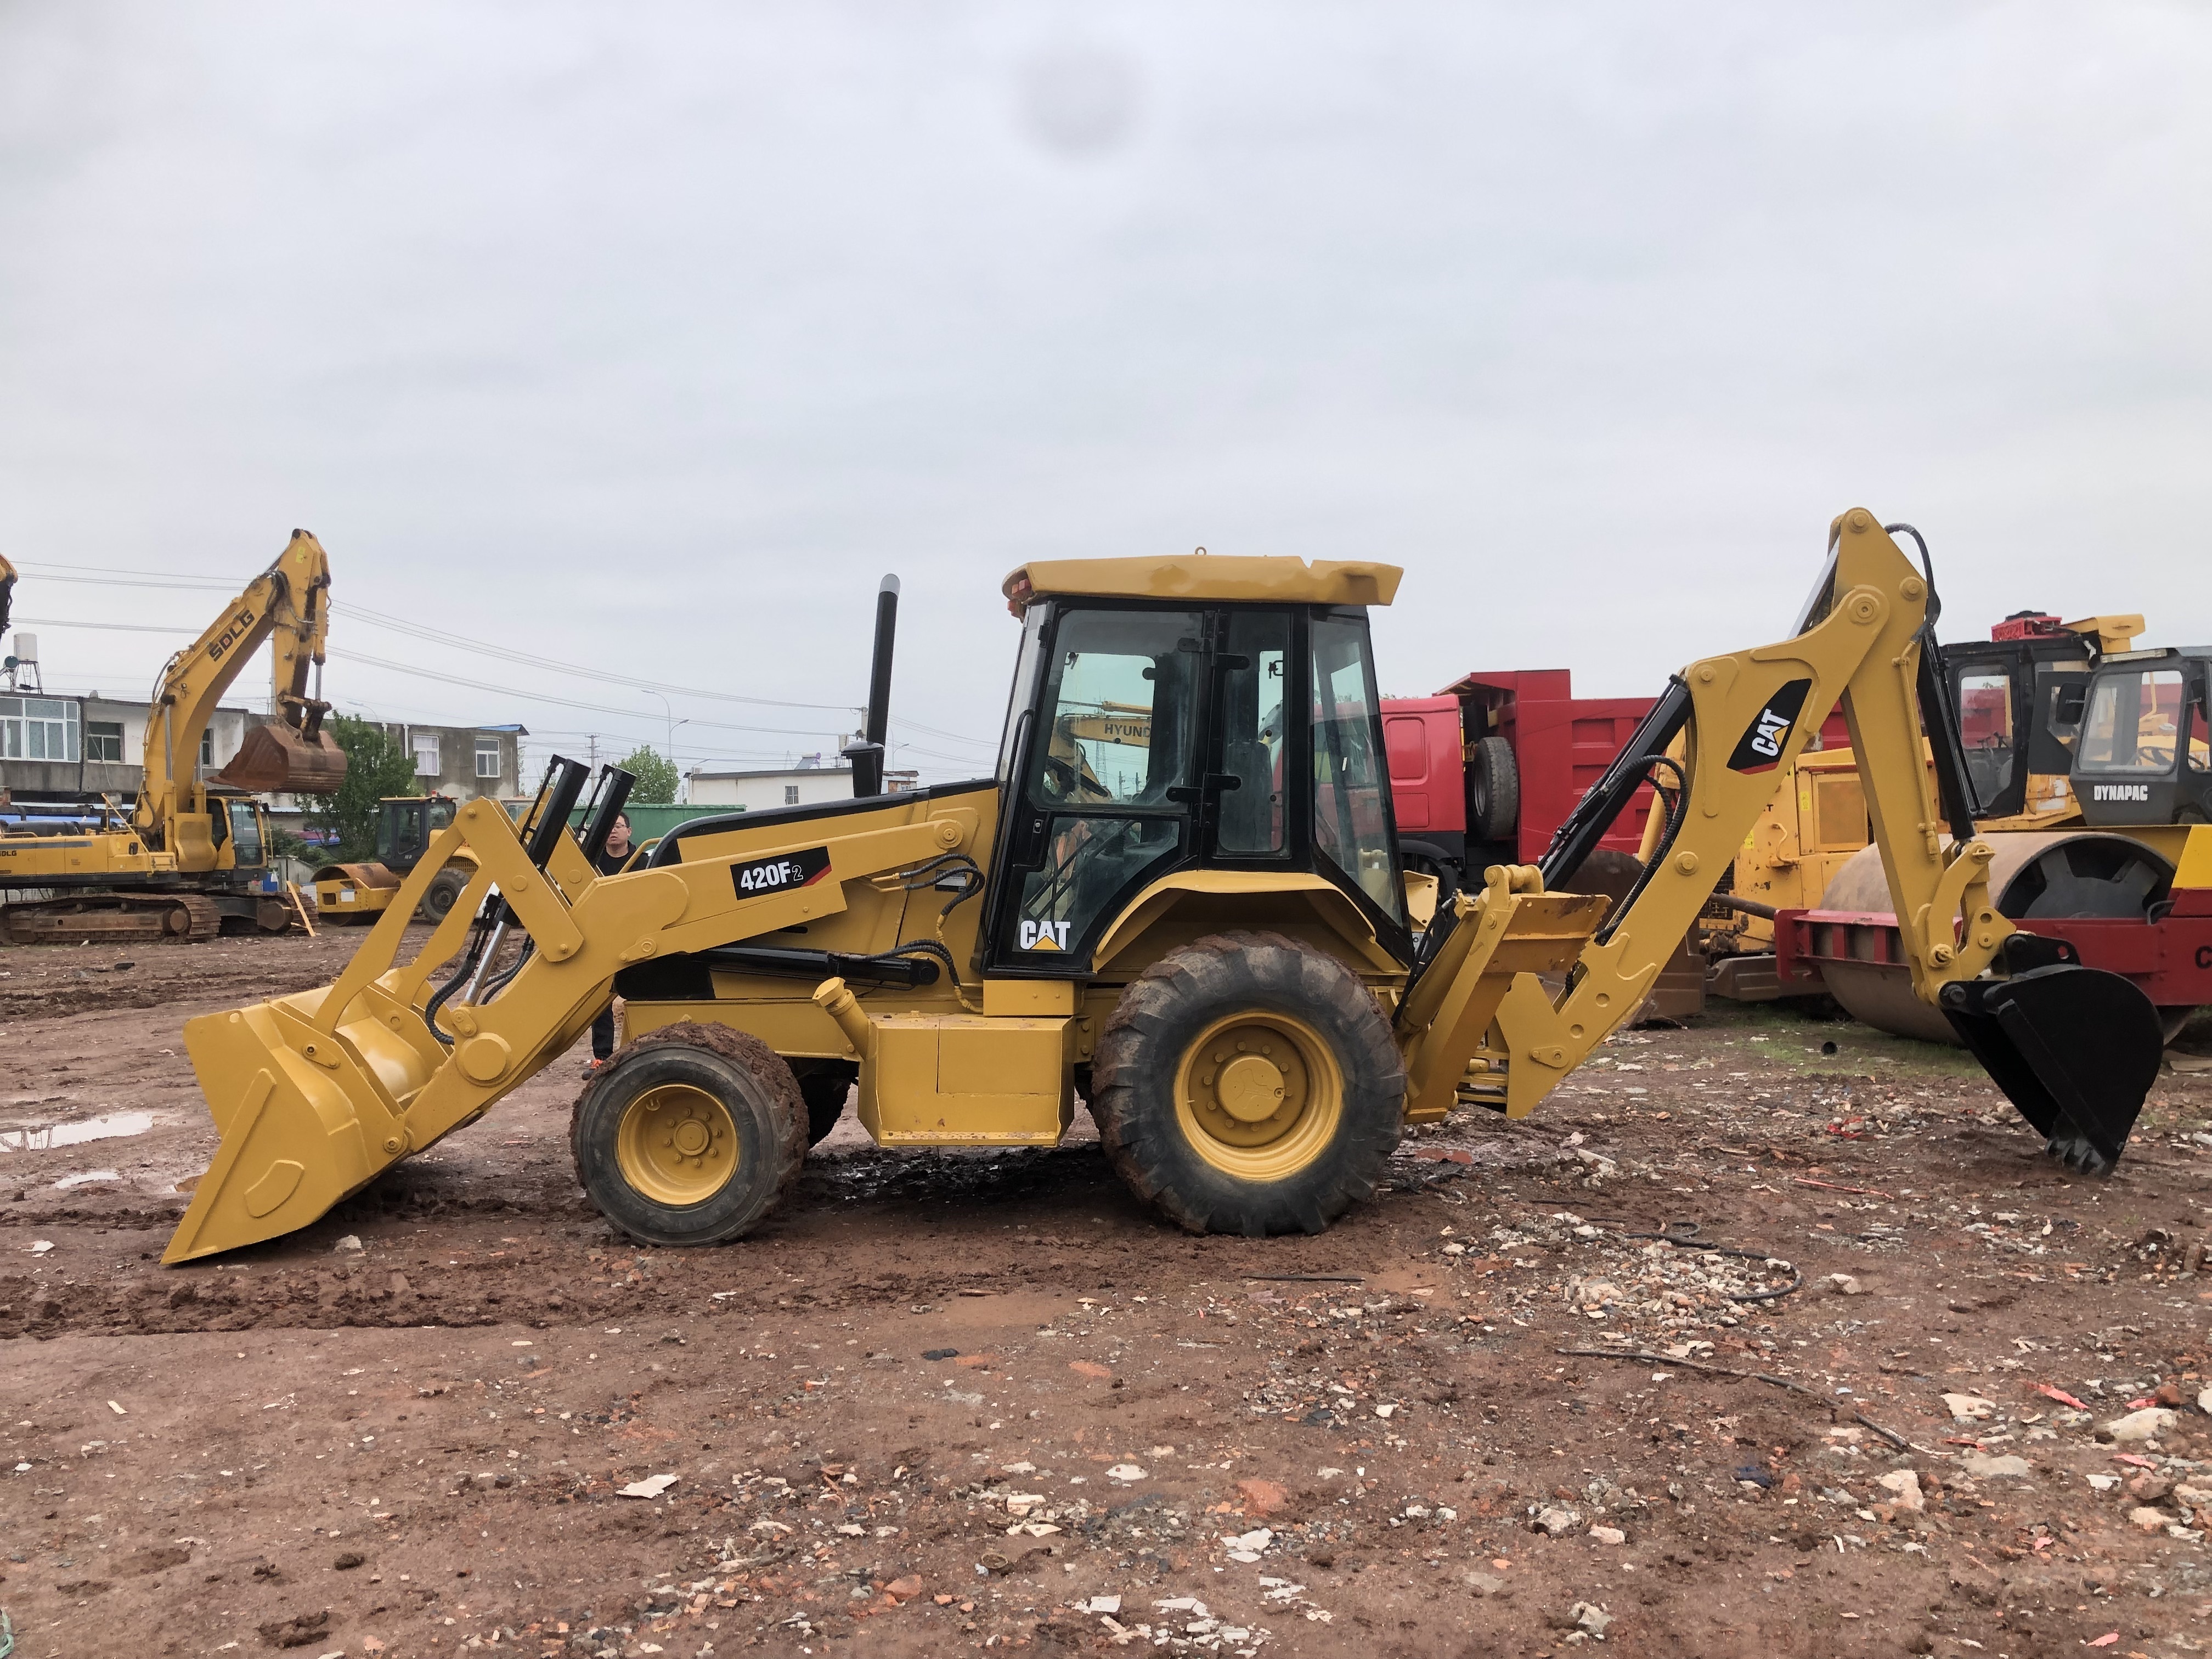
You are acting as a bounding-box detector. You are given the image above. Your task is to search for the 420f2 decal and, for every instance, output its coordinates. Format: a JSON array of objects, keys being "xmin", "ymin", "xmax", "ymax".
[{"xmin": 730, "ymin": 847, "xmax": 832, "ymax": 899}]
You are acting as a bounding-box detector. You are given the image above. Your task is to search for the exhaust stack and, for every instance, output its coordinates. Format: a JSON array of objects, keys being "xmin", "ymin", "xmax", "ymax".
[{"xmin": 843, "ymin": 575, "xmax": 899, "ymax": 798}]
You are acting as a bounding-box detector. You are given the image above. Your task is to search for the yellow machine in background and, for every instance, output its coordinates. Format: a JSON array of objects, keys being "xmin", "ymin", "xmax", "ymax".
[
  {"xmin": 0, "ymin": 532, "xmax": 346, "ymax": 943},
  {"xmin": 161, "ymin": 513, "xmax": 2168, "ymax": 1264},
  {"xmin": 1692, "ymin": 612, "xmax": 2148, "ymax": 999},
  {"xmin": 313, "ymin": 795, "xmax": 477, "ymax": 925}
]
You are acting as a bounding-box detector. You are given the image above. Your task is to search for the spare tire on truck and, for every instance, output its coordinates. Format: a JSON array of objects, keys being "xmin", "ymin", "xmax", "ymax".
[{"xmin": 1468, "ymin": 735, "xmax": 1520, "ymax": 843}]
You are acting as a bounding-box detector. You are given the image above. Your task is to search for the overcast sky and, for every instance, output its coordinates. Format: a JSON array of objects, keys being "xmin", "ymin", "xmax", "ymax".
[{"xmin": 2, "ymin": 2, "xmax": 2206, "ymax": 786}]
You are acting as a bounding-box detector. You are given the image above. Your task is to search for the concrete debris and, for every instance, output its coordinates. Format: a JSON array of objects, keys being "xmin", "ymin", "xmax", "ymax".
[
  {"xmin": 1571, "ymin": 1601, "xmax": 1614, "ymax": 1637},
  {"xmin": 1876, "ymin": 1470, "xmax": 1924, "ymax": 1511},
  {"xmin": 1940, "ymin": 1393, "xmax": 1998, "ymax": 1421},
  {"xmin": 2102, "ymin": 1408, "xmax": 2179, "ymax": 1444}
]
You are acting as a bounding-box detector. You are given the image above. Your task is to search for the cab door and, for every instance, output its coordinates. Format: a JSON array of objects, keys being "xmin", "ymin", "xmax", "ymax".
[
  {"xmin": 226, "ymin": 799, "xmax": 265, "ymax": 870},
  {"xmin": 984, "ymin": 605, "xmax": 1208, "ymax": 972}
]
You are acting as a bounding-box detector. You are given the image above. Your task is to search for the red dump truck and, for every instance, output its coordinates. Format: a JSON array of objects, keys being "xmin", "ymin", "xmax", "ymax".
[{"xmin": 1383, "ymin": 669, "xmax": 1660, "ymax": 900}]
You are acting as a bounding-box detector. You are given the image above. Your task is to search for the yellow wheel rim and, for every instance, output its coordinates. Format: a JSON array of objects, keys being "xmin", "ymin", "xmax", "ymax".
[
  {"xmin": 1173, "ymin": 1012, "xmax": 1344, "ymax": 1182},
  {"xmin": 615, "ymin": 1083, "xmax": 740, "ymax": 1206}
]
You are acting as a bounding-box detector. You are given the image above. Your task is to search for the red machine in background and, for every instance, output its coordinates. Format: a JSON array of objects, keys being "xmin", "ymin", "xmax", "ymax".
[{"xmin": 1383, "ymin": 669, "xmax": 1659, "ymax": 900}]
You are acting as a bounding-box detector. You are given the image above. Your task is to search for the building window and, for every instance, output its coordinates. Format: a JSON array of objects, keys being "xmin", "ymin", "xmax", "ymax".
[
  {"xmin": 199, "ymin": 729, "xmax": 213, "ymax": 766},
  {"xmin": 0, "ymin": 696, "xmax": 79, "ymax": 762},
  {"xmin": 85, "ymin": 720, "xmax": 124, "ymax": 763},
  {"xmin": 784, "ymin": 784, "xmax": 800, "ymax": 804},
  {"xmin": 413, "ymin": 734, "xmax": 441, "ymax": 775},
  {"xmin": 476, "ymin": 738, "xmax": 500, "ymax": 779}
]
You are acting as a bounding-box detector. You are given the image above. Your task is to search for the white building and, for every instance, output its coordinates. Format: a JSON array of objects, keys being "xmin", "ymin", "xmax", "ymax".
[
  {"xmin": 685, "ymin": 761, "xmax": 860, "ymax": 811},
  {"xmin": 1, "ymin": 690, "xmax": 259, "ymax": 800}
]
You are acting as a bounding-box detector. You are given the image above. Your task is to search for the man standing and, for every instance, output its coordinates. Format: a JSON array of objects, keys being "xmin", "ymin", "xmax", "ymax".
[{"xmin": 582, "ymin": 812, "xmax": 633, "ymax": 1075}]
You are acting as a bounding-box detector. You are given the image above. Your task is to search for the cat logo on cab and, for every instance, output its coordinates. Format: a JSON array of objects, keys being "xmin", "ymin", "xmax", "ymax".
[{"xmin": 1019, "ymin": 919, "xmax": 1073, "ymax": 952}]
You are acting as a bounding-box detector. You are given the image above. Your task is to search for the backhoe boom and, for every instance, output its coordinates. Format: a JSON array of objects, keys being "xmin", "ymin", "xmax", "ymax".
[{"xmin": 1396, "ymin": 510, "xmax": 2164, "ymax": 1168}]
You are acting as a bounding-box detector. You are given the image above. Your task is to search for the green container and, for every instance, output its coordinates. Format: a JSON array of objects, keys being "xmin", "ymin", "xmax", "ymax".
[{"xmin": 563, "ymin": 801, "xmax": 731, "ymax": 851}]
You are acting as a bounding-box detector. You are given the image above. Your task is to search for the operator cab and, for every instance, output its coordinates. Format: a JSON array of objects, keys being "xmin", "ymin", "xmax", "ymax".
[
  {"xmin": 2072, "ymin": 648, "xmax": 2212, "ymax": 828},
  {"xmin": 377, "ymin": 795, "xmax": 458, "ymax": 872},
  {"xmin": 1942, "ymin": 621, "xmax": 2102, "ymax": 818},
  {"xmin": 983, "ymin": 559, "xmax": 1409, "ymax": 976}
]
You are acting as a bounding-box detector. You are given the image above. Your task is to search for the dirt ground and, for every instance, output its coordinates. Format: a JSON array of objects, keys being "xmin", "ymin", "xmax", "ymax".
[{"xmin": 8, "ymin": 931, "xmax": 2212, "ymax": 1659}]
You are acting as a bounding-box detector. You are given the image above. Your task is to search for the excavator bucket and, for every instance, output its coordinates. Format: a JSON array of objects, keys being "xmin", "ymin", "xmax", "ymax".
[
  {"xmin": 217, "ymin": 721, "xmax": 348, "ymax": 794},
  {"xmin": 1939, "ymin": 963, "xmax": 2166, "ymax": 1175}
]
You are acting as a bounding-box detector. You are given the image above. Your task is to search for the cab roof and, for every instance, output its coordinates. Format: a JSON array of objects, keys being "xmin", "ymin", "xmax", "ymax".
[{"xmin": 1002, "ymin": 555, "xmax": 1402, "ymax": 613}]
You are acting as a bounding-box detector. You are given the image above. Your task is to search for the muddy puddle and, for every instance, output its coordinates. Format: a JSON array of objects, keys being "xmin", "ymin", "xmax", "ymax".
[{"xmin": 0, "ymin": 1109, "xmax": 155, "ymax": 1150}]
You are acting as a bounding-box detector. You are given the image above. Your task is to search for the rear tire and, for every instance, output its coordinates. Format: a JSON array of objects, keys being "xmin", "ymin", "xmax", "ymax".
[
  {"xmin": 1091, "ymin": 930, "xmax": 1405, "ymax": 1236},
  {"xmin": 418, "ymin": 867, "xmax": 470, "ymax": 925},
  {"xmin": 570, "ymin": 1022, "xmax": 807, "ymax": 1245}
]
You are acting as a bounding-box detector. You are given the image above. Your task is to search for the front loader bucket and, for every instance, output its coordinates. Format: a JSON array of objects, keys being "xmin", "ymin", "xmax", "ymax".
[
  {"xmin": 216, "ymin": 722, "xmax": 348, "ymax": 794},
  {"xmin": 1940, "ymin": 963, "xmax": 2166, "ymax": 1175},
  {"xmin": 162, "ymin": 985, "xmax": 440, "ymax": 1263}
]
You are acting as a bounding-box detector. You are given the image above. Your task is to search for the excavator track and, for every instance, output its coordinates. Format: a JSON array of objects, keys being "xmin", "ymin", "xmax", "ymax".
[{"xmin": 0, "ymin": 891, "xmax": 223, "ymax": 945}]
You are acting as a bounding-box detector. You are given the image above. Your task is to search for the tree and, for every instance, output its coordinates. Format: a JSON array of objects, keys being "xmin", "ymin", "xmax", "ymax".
[
  {"xmin": 301, "ymin": 716, "xmax": 421, "ymax": 860},
  {"xmin": 617, "ymin": 744, "xmax": 679, "ymax": 804}
]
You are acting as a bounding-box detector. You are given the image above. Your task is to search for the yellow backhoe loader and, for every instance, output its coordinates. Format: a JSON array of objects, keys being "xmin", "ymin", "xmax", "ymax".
[
  {"xmin": 161, "ymin": 513, "xmax": 2168, "ymax": 1265},
  {"xmin": 0, "ymin": 532, "xmax": 346, "ymax": 943}
]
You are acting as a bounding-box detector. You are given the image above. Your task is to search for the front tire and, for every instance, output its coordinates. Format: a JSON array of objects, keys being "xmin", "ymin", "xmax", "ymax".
[
  {"xmin": 570, "ymin": 1022, "xmax": 807, "ymax": 1245},
  {"xmin": 1091, "ymin": 930, "xmax": 1405, "ymax": 1237}
]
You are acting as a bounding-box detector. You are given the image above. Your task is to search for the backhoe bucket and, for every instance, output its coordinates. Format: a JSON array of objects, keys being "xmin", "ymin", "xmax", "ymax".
[
  {"xmin": 216, "ymin": 722, "xmax": 348, "ymax": 794},
  {"xmin": 1939, "ymin": 963, "xmax": 2166, "ymax": 1175},
  {"xmin": 162, "ymin": 983, "xmax": 443, "ymax": 1263}
]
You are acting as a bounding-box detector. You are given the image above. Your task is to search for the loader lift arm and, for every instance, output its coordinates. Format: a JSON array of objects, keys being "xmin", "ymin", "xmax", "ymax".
[{"xmin": 1393, "ymin": 509, "xmax": 2164, "ymax": 1170}]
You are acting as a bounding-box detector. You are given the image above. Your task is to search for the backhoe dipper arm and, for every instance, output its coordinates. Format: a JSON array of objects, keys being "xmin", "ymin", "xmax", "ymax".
[
  {"xmin": 1401, "ymin": 510, "xmax": 2011, "ymax": 1120},
  {"xmin": 134, "ymin": 530, "xmax": 339, "ymax": 851}
]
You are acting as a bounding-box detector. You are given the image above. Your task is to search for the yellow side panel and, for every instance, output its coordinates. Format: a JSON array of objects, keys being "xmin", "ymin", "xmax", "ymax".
[
  {"xmin": 981, "ymin": 979, "xmax": 1077, "ymax": 1016},
  {"xmin": 860, "ymin": 1015, "xmax": 1072, "ymax": 1146}
]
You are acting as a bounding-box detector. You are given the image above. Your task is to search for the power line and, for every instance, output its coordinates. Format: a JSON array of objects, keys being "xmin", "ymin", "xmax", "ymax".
[{"xmin": 13, "ymin": 571, "xmax": 999, "ymax": 748}]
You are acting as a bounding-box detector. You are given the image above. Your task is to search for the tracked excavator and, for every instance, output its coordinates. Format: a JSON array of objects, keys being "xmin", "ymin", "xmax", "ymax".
[
  {"xmin": 161, "ymin": 512, "xmax": 2169, "ymax": 1265},
  {"xmin": 0, "ymin": 532, "xmax": 346, "ymax": 943}
]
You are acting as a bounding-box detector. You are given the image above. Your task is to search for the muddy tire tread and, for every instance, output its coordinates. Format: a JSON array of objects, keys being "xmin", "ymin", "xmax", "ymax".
[
  {"xmin": 568, "ymin": 1020, "xmax": 808, "ymax": 1244},
  {"xmin": 1091, "ymin": 929, "xmax": 1405, "ymax": 1237}
]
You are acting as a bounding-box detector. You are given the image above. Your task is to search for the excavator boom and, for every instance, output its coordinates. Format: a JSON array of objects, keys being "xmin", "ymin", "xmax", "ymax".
[{"xmin": 139, "ymin": 529, "xmax": 346, "ymax": 822}]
